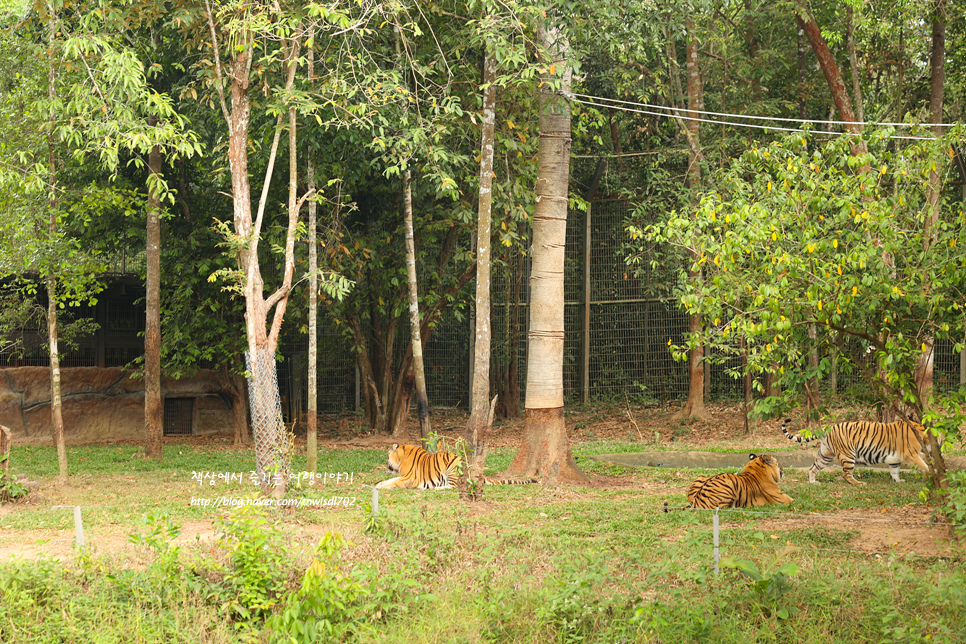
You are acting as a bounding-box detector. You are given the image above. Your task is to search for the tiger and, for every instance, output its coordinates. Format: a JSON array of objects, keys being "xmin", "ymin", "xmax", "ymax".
[
  {"xmin": 780, "ymin": 417, "xmax": 934, "ymax": 485},
  {"xmin": 665, "ymin": 453, "xmax": 794, "ymax": 511},
  {"xmin": 375, "ymin": 444, "xmax": 537, "ymax": 490}
]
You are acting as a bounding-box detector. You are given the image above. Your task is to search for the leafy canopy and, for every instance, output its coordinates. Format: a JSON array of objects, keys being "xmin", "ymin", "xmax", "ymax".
[{"xmin": 638, "ymin": 129, "xmax": 966, "ymax": 427}]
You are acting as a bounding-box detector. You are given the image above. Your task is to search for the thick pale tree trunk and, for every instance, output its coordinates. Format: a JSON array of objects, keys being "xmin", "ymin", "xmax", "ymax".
[
  {"xmin": 205, "ymin": 5, "xmax": 303, "ymax": 495},
  {"xmin": 144, "ymin": 138, "xmax": 163, "ymax": 459},
  {"xmin": 402, "ymin": 170, "xmax": 432, "ymax": 444},
  {"xmin": 465, "ymin": 50, "xmax": 498, "ymax": 463},
  {"xmin": 502, "ymin": 23, "xmax": 588, "ymax": 486}
]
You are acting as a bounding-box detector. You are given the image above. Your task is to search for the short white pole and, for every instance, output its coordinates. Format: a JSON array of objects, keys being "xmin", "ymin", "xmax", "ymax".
[
  {"xmin": 713, "ymin": 509, "xmax": 720, "ymax": 575},
  {"xmin": 73, "ymin": 506, "xmax": 85, "ymax": 550},
  {"xmin": 54, "ymin": 505, "xmax": 85, "ymax": 550}
]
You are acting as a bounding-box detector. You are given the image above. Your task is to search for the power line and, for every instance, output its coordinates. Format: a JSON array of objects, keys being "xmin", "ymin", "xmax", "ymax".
[
  {"xmin": 568, "ymin": 93, "xmax": 940, "ymax": 142},
  {"xmin": 572, "ymin": 92, "xmax": 956, "ymax": 130}
]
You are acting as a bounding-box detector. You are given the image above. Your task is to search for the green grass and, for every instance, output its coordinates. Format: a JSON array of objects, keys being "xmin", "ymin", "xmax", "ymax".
[{"xmin": 1, "ymin": 440, "xmax": 964, "ymax": 644}]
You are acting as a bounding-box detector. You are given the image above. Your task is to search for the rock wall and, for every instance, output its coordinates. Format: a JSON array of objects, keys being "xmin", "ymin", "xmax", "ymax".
[{"xmin": 0, "ymin": 367, "xmax": 235, "ymax": 445}]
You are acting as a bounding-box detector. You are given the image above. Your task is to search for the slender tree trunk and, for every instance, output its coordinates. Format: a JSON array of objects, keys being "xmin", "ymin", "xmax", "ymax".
[
  {"xmin": 231, "ymin": 369, "xmax": 249, "ymax": 445},
  {"xmin": 46, "ymin": 4, "xmax": 67, "ymax": 484},
  {"xmin": 845, "ymin": 7, "xmax": 864, "ymax": 123},
  {"xmin": 674, "ymin": 21, "xmax": 710, "ymax": 423},
  {"xmin": 740, "ymin": 338, "xmax": 752, "ymax": 434},
  {"xmin": 144, "ymin": 134, "xmax": 163, "ymax": 459},
  {"xmin": 503, "ymin": 22, "xmax": 588, "ymax": 486},
  {"xmin": 744, "ymin": 0, "xmax": 762, "ymax": 103},
  {"xmin": 806, "ymin": 323, "xmax": 819, "ymax": 428},
  {"xmin": 466, "ymin": 49, "xmax": 498, "ymax": 461},
  {"xmin": 494, "ymin": 250, "xmax": 523, "ymax": 420},
  {"xmin": 797, "ymin": 21, "xmax": 808, "ymax": 120},
  {"xmin": 919, "ymin": 0, "xmax": 948, "ymax": 496},
  {"xmin": 402, "ymin": 170, "xmax": 432, "ymax": 444},
  {"xmin": 306, "ymin": 32, "xmax": 318, "ymax": 473}
]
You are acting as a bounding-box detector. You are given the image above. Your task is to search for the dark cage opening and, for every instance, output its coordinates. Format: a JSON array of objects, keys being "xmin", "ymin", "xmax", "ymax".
[{"xmin": 163, "ymin": 398, "xmax": 194, "ymax": 436}]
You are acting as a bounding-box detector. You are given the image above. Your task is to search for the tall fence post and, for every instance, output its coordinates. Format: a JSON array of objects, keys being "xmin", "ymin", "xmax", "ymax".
[{"xmin": 712, "ymin": 508, "xmax": 720, "ymax": 575}]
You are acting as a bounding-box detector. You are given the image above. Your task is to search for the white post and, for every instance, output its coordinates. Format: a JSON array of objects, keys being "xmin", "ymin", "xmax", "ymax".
[
  {"xmin": 712, "ymin": 508, "xmax": 720, "ymax": 575},
  {"xmin": 73, "ymin": 505, "xmax": 84, "ymax": 550}
]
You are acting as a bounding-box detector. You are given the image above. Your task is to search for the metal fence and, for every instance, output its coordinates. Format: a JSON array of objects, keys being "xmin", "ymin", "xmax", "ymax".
[
  {"xmin": 6, "ymin": 202, "xmax": 962, "ymax": 416},
  {"xmin": 286, "ymin": 199, "xmax": 965, "ymax": 414}
]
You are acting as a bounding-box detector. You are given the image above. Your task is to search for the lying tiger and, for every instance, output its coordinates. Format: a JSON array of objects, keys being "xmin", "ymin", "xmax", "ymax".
[
  {"xmin": 375, "ymin": 444, "xmax": 537, "ymax": 490},
  {"xmin": 665, "ymin": 453, "xmax": 793, "ymax": 511},
  {"xmin": 781, "ymin": 417, "xmax": 934, "ymax": 485}
]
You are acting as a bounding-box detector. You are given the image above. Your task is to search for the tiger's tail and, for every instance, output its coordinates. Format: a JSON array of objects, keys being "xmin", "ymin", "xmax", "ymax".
[
  {"xmin": 781, "ymin": 418, "xmax": 817, "ymax": 443},
  {"xmin": 481, "ymin": 477, "xmax": 538, "ymax": 485}
]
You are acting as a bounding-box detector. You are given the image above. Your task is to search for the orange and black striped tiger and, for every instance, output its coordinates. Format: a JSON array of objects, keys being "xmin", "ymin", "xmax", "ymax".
[
  {"xmin": 781, "ymin": 417, "xmax": 933, "ymax": 485},
  {"xmin": 375, "ymin": 444, "xmax": 537, "ymax": 490},
  {"xmin": 666, "ymin": 453, "xmax": 793, "ymax": 511}
]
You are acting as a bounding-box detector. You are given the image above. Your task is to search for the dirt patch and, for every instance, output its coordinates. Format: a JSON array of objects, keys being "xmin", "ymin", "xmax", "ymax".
[{"xmin": 753, "ymin": 504, "xmax": 961, "ymax": 557}]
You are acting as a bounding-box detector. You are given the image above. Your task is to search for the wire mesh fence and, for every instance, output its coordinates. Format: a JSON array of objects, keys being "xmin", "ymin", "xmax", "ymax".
[
  {"xmin": 281, "ymin": 199, "xmax": 965, "ymax": 414},
  {"xmin": 3, "ymin": 200, "xmax": 963, "ymax": 417},
  {"xmin": 245, "ymin": 349, "xmax": 290, "ymax": 494}
]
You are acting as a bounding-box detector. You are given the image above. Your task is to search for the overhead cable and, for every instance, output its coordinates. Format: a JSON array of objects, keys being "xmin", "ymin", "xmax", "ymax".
[{"xmin": 567, "ymin": 94, "xmax": 939, "ymax": 142}]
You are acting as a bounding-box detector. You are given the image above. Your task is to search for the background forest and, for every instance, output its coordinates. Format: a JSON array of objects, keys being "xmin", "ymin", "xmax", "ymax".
[{"xmin": 2, "ymin": 0, "xmax": 965, "ymax": 441}]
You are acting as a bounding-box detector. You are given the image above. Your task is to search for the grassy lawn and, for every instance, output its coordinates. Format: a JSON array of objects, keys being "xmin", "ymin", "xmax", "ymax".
[{"xmin": 1, "ymin": 438, "xmax": 964, "ymax": 644}]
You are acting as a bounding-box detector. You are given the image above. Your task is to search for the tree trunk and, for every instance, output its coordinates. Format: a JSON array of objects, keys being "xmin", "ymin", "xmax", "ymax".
[
  {"xmin": 402, "ymin": 170, "xmax": 432, "ymax": 444},
  {"xmin": 797, "ymin": 20, "xmax": 808, "ymax": 120},
  {"xmin": 674, "ymin": 21, "xmax": 710, "ymax": 423},
  {"xmin": 806, "ymin": 323, "xmax": 819, "ymax": 428},
  {"xmin": 205, "ymin": 9, "xmax": 303, "ymax": 495},
  {"xmin": 919, "ymin": 0, "xmax": 948, "ymax": 497},
  {"xmin": 845, "ymin": 6, "xmax": 864, "ymax": 123},
  {"xmin": 744, "ymin": 0, "xmax": 762, "ymax": 103},
  {"xmin": 502, "ymin": 23, "xmax": 588, "ymax": 486},
  {"xmin": 230, "ymin": 370, "xmax": 249, "ymax": 446},
  {"xmin": 793, "ymin": 0, "xmax": 868, "ymax": 159},
  {"xmin": 144, "ymin": 136, "xmax": 163, "ymax": 460},
  {"xmin": 306, "ymin": 28, "xmax": 318, "ymax": 473},
  {"xmin": 494, "ymin": 250, "xmax": 524, "ymax": 420},
  {"xmin": 47, "ymin": 4, "xmax": 67, "ymax": 484},
  {"xmin": 741, "ymin": 338, "xmax": 751, "ymax": 434},
  {"xmin": 465, "ymin": 49, "xmax": 497, "ymax": 461}
]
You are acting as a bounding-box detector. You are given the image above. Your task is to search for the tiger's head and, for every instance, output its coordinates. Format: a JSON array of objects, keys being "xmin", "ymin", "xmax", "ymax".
[
  {"xmin": 743, "ymin": 453, "xmax": 784, "ymax": 483},
  {"xmin": 386, "ymin": 443, "xmax": 403, "ymax": 474},
  {"xmin": 386, "ymin": 443, "xmax": 421, "ymax": 474}
]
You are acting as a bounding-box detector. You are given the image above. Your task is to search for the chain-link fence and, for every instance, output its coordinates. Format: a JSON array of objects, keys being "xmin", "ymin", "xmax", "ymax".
[
  {"xmin": 287, "ymin": 199, "xmax": 965, "ymax": 415},
  {"xmin": 246, "ymin": 349, "xmax": 289, "ymax": 494}
]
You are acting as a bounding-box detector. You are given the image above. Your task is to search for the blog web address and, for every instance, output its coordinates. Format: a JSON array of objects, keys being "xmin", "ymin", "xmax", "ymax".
[{"xmin": 190, "ymin": 496, "xmax": 356, "ymax": 508}]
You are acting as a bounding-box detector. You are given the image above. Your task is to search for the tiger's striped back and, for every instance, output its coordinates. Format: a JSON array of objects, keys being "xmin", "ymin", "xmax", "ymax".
[
  {"xmin": 375, "ymin": 445, "xmax": 538, "ymax": 489},
  {"xmin": 682, "ymin": 454, "xmax": 794, "ymax": 510},
  {"xmin": 376, "ymin": 444, "xmax": 461, "ymax": 489},
  {"xmin": 781, "ymin": 418, "xmax": 932, "ymax": 485}
]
